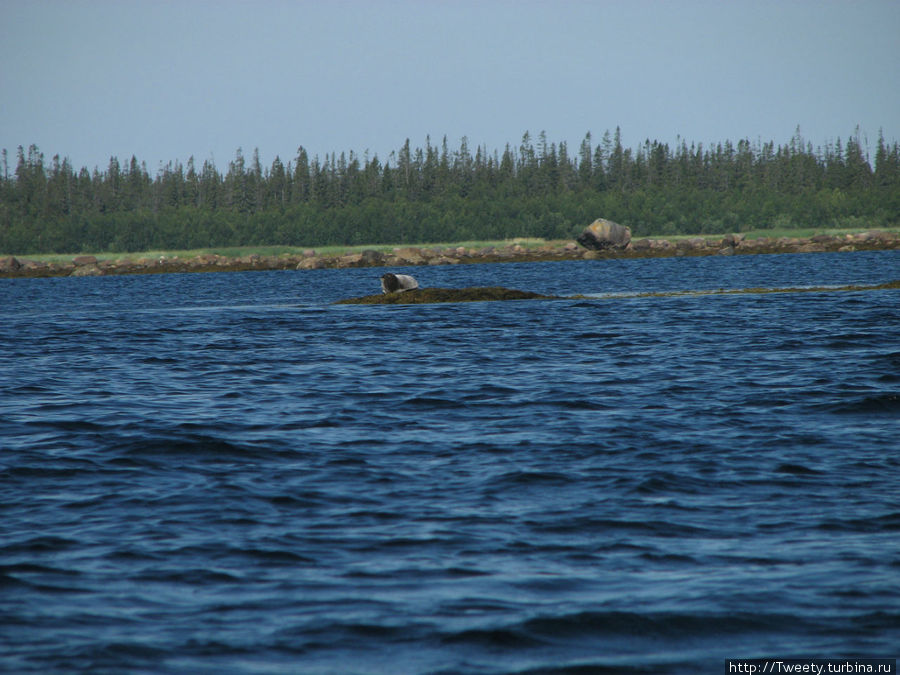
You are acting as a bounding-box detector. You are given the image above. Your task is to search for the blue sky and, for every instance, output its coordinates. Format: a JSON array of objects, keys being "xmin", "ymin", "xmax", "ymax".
[{"xmin": 2, "ymin": 0, "xmax": 898, "ymax": 173}]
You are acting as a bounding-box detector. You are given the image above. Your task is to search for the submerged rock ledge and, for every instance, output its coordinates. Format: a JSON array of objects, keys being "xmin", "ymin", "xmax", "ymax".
[
  {"xmin": 338, "ymin": 280, "xmax": 900, "ymax": 305},
  {"xmin": 336, "ymin": 287, "xmax": 558, "ymax": 304},
  {"xmin": 2, "ymin": 230, "xmax": 898, "ymax": 278}
]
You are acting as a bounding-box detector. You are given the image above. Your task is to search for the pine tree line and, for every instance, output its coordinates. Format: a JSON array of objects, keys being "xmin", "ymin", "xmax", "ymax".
[{"xmin": 1, "ymin": 128, "xmax": 898, "ymax": 254}]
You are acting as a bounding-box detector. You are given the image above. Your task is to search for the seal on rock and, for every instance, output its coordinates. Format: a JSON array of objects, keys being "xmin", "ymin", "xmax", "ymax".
[{"xmin": 381, "ymin": 273, "xmax": 419, "ymax": 294}]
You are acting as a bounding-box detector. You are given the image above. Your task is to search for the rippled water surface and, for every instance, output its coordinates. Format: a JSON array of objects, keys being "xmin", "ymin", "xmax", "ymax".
[{"xmin": 2, "ymin": 252, "xmax": 899, "ymax": 674}]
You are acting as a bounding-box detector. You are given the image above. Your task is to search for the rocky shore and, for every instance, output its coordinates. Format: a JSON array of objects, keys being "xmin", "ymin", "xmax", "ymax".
[{"xmin": 2, "ymin": 230, "xmax": 898, "ymax": 279}]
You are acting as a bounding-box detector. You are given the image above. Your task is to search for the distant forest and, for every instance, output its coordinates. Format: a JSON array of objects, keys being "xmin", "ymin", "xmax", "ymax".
[{"xmin": 2, "ymin": 127, "xmax": 899, "ymax": 254}]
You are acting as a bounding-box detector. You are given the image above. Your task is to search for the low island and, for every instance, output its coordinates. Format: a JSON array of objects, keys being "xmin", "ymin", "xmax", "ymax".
[
  {"xmin": 336, "ymin": 286, "xmax": 559, "ymax": 304},
  {"xmin": 337, "ymin": 280, "xmax": 900, "ymax": 305}
]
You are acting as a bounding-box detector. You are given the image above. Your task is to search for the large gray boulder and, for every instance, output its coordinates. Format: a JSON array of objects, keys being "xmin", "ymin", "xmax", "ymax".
[
  {"xmin": 359, "ymin": 249, "xmax": 385, "ymax": 266},
  {"xmin": 577, "ymin": 218, "xmax": 632, "ymax": 251}
]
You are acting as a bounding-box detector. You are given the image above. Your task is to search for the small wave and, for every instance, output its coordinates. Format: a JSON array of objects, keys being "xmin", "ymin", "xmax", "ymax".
[
  {"xmin": 525, "ymin": 516, "xmax": 711, "ymax": 538},
  {"xmin": 343, "ymin": 565, "xmax": 488, "ymax": 581},
  {"xmin": 827, "ymin": 393, "xmax": 900, "ymax": 415},
  {"xmin": 0, "ymin": 562, "xmax": 84, "ymax": 592},
  {"xmin": 514, "ymin": 663, "xmax": 665, "ymax": 674},
  {"xmin": 0, "ymin": 575, "xmax": 87, "ymax": 594},
  {"xmin": 133, "ymin": 567, "xmax": 245, "ymax": 584},
  {"xmin": 441, "ymin": 626, "xmax": 545, "ymax": 648},
  {"xmin": 0, "ymin": 573, "xmax": 28, "ymax": 589},
  {"xmin": 634, "ymin": 472, "xmax": 713, "ymax": 494},
  {"xmin": 24, "ymin": 418, "xmax": 108, "ymax": 434},
  {"xmin": 875, "ymin": 350, "xmax": 900, "ymax": 370},
  {"xmin": 462, "ymin": 384, "xmax": 520, "ymax": 400},
  {"xmin": 118, "ymin": 434, "xmax": 264, "ymax": 460},
  {"xmin": 525, "ymin": 610, "xmax": 792, "ymax": 638},
  {"xmin": 445, "ymin": 566, "xmax": 491, "ymax": 577},
  {"xmin": 0, "ymin": 562, "xmax": 81, "ymax": 576},
  {"xmin": 488, "ymin": 470, "xmax": 576, "ymax": 487},
  {"xmin": 268, "ymin": 494, "xmax": 327, "ymax": 508},
  {"xmin": 3, "ymin": 535, "xmax": 79, "ymax": 555},
  {"xmin": 53, "ymin": 640, "xmax": 170, "ymax": 668},
  {"xmin": 353, "ymin": 535, "xmax": 464, "ymax": 552},
  {"xmin": 139, "ymin": 355, "xmax": 179, "ymax": 365},
  {"xmin": 401, "ymin": 395, "xmax": 468, "ymax": 409},
  {"xmin": 10, "ymin": 383, "xmax": 54, "ymax": 394},
  {"xmin": 775, "ymin": 463, "xmax": 820, "ymax": 475},
  {"xmin": 817, "ymin": 512, "xmax": 900, "ymax": 533},
  {"xmin": 638, "ymin": 552, "xmax": 699, "ymax": 564},
  {"xmin": 574, "ymin": 331, "xmax": 622, "ymax": 340},
  {"xmin": 439, "ymin": 610, "xmax": 817, "ymax": 650},
  {"xmin": 6, "ymin": 464, "xmax": 96, "ymax": 479},
  {"xmin": 545, "ymin": 398, "xmax": 614, "ymax": 411},
  {"xmin": 225, "ymin": 547, "xmax": 318, "ymax": 565}
]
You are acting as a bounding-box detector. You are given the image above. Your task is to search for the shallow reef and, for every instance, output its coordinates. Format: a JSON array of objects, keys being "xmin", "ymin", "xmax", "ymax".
[
  {"xmin": 335, "ymin": 286, "xmax": 559, "ymax": 304},
  {"xmin": 337, "ymin": 280, "xmax": 900, "ymax": 305}
]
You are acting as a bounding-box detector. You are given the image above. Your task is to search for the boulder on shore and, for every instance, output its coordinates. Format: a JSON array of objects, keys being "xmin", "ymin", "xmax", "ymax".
[
  {"xmin": 297, "ymin": 256, "xmax": 326, "ymax": 270},
  {"xmin": 70, "ymin": 263, "xmax": 102, "ymax": 276},
  {"xmin": 0, "ymin": 256, "xmax": 21, "ymax": 272},
  {"xmin": 577, "ymin": 218, "xmax": 632, "ymax": 251}
]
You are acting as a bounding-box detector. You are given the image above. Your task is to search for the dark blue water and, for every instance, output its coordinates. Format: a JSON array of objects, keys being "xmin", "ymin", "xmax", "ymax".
[{"xmin": 2, "ymin": 252, "xmax": 899, "ymax": 674}]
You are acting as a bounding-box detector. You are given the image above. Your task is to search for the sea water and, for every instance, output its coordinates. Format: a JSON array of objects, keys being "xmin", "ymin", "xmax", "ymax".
[{"xmin": 1, "ymin": 252, "xmax": 898, "ymax": 674}]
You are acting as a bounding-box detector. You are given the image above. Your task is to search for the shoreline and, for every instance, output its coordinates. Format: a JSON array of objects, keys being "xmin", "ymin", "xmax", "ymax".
[{"xmin": 2, "ymin": 230, "xmax": 898, "ymax": 279}]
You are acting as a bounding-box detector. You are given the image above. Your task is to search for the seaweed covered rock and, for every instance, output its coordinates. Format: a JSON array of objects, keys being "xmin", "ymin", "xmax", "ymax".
[
  {"xmin": 577, "ymin": 218, "xmax": 632, "ymax": 251},
  {"xmin": 336, "ymin": 286, "xmax": 559, "ymax": 305}
]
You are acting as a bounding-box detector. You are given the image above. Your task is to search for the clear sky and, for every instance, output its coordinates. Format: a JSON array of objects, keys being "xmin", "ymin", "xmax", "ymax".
[{"xmin": 2, "ymin": 0, "xmax": 898, "ymax": 174}]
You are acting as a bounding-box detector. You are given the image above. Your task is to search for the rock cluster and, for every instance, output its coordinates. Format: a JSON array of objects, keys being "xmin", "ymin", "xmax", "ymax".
[
  {"xmin": 0, "ymin": 252, "xmax": 302, "ymax": 278},
  {"xmin": 631, "ymin": 230, "xmax": 900, "ymax": 257},
  {"xmin": 1, "ymin": 230, "xmax": 897, "ymax": 278},
  {"xmin": 299, "ymin": 243, "xmax": 582, "ymax": 271}
]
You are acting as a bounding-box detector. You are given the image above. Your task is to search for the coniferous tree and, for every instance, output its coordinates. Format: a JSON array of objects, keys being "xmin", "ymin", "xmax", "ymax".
[{"xmin": 1, "ymin": 128, "xmax": 897, "ymax": 254}]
